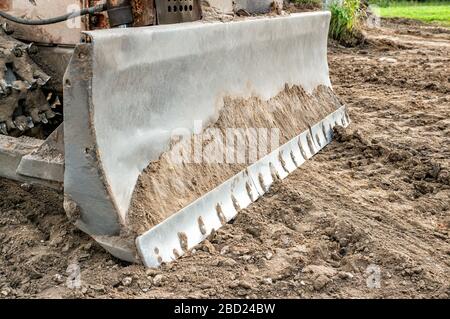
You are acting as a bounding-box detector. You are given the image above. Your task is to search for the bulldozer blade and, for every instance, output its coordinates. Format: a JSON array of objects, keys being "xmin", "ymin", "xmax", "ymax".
[
  {"xmin": 137, "ymin": 106, "xmax": 349, "ymax": 267},
  {"xmin": 63, "ymin": 12, "xmax": 349, "ymax": 265}
]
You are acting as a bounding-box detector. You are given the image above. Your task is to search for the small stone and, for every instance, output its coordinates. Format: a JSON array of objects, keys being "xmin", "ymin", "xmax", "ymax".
[
  {"xmin": 90, "ymin": 284, "xmax": 105, "ymax": 292},
  {"xmin": 338, "ymin": 272, "xmax": 354, "ymax": 280},
  {"xmin": 202, "ymin": 240, "xmax": 216, "ymax": 254},
  {"xmin": 200, "ymin": 282, "xmax": 213, "ymax": 289},
  {"xmin": 238, "ymin": 280, "xmax": 253, "ymax": 289},
  {"xmin": 379, "ymin": 57, "xmax": 397, "ymax": 63},
  {"xmin": 218, "ymin": 258, "xmax": 237, "ymax": 267},
  {"xmin": 412, "ymin": 267, "xmax": 423, "ymax": 274},
  {"xmin": 20, "ymin": 183, "xmax": 32, "ymax": 191},
  {"xmin": 78, "ymin": 253, "xmax": 90, "ymax": 261},
  {"xmin": 262, "ymin": 277, "xmax": 273, "ymax": 285},
  {"xmin": 229, "ymin": 280, "xmax": 239, "ymax": 288},
  {"xmin": 339, "ymin": 238, "xmax": 349, "ymax": 247},
  {"xmin": 418, "ymin": 280, "xmax": 426, "ymax": 289},
  {"xmin": 246, "ymin": 227, "xmax": 261, "ymax": 238},
  {"xmin": 220, "ymin": 245, "xmax": 230, "ymax": 255},
  {"xmin": 121, "ymin": 277, "xmax": 133, "ymax": 286},
  {"xmin": 29, "ymin": 270, "xmax": 43, "ymax": 279},
  {"xmin": 313, "ymin": 275, "xmax": 330, "ymax": 291},
  {"xmin": 265, "ymin": 251, "xmax": 273, "ymax": 260},
  {"xmin": 145, "ymin": 268, "xmax": 160, "ymax": 276},
  {"xmin": 50, "ymin": 236, "xmax": 64, "ymax": 247},
  {"xmin": 53, "ymin": 274, "xmax": 64, "ymax": 283},
  {"xmin": 153, "ymin": 274, "xmax": 165, "ymax": 287}
]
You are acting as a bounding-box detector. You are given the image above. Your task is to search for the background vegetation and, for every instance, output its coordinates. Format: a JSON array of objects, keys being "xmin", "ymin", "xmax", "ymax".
[
  {"xmin": 371, "ymin": 1, "xmax": 450, "ymax": 27},
  {"xmin": 328, "ymin": 0, "xmax": 364, "ymax": 45}
]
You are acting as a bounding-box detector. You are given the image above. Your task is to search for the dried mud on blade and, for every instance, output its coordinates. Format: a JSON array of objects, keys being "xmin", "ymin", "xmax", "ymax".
[{"xmin": 63, "ymin": 12, "xmax": 350, "ymax": 266}]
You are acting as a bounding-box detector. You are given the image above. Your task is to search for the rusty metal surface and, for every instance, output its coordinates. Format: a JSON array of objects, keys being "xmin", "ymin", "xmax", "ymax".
[
  {"xmin": 0, "ymin": 0, "xmax": 12, "ymax": 11},
  {"xmin": 155, "ymin": 0, "xmax": 201, "ymax": 24},
  {"xmin": 3, "ymin": 0, "xmax": 85, "ymax": 45},
  {"xmin": 131, "ymin": 0, "xmax": 155, "ymax": 26},
  {"xmin": 106, "ymin": 0, "xmax": 133, "ymax": 27},
  {"xmin": 32, "ymin": 46, "xmax": 74, "ymax": 93}
]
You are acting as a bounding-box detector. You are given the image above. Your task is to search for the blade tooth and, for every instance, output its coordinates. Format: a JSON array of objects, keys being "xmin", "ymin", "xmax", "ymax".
[
  {"xmin": 51, "ymin": 96, "xmax": 62, "ymax": 109},
  {"xmin": 39, "ymin": 113, "xmax": 49, "ymax": 124},
  {"xmin": 36, "ymin": 76, "xmax": 50, "ymax": 87},
  {"xmin": 6, "ymin": 119, "xmax": 15, "ymax": 130},
  {"xmin": 30, "ymin": 109, "xmax": 41, "ymax": 123},
  {"xmin": 258, "ymin": 172, "xmax": 267, "ymax": 192},
  {"xmin": 245, "ymin": 181, "xmax": 255, "ymax": 202},
  {"xmin": 14, "ymin": 117, "xmax": 27, "ymax": 131},
  {"xmin": 45, "ymin": 109, "xmax": 56, "ymax": 119},
  {"xmin": 26, "ymin": 117, "xmax": 34, "ymax": 129},
  {"xmin": 11, "ymin": 82, "xmax": 22, "ymax": 91},
  {"xmin": 215, "ymin": 204, "xmax": 227, "ymax": 226},
  {"xmin": 269, "ymin": 162, "xmax": 280, "ymax": 181},
  {"xmin": 15, "ymin": 123, "xmax": 25, "ymax": 131},
  {"xmin": 197, "ymin": 216, "xmax": 207, "ymax": 235},
  {"xmin": 177, "ymin": 232, "xmax": 188, "ymax": 252},
  {"xmin": 231, "ymin": 194, "xmax": 241, "ymax": 211}
]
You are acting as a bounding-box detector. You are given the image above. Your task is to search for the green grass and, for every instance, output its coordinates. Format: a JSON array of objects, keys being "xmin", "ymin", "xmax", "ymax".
[{"xmin": 377, "ymin": 2, "xmax": 450, "ymax": 27}]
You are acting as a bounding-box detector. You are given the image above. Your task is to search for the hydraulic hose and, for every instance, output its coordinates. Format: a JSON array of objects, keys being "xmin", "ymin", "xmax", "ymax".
[{"xmin": 0, "ymin": 4, "xmax": 107, "ymax": 26}]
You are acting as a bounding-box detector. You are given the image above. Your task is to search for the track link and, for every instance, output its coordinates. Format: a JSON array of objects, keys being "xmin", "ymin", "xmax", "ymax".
[{"xmin": 0, "ymin": 25, "xmax": 58, "ymax": 137}]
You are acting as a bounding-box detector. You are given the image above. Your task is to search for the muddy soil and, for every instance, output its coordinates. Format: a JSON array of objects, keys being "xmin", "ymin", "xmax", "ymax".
[{"xmin": 0, "ymin": 19, "xmax": 449, "ymax": 299}]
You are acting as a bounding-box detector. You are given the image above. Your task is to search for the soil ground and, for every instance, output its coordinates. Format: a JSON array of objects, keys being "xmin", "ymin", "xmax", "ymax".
[{"xmin": 0, "ymin": 18, "xmax": 449, "ymax": 299}]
